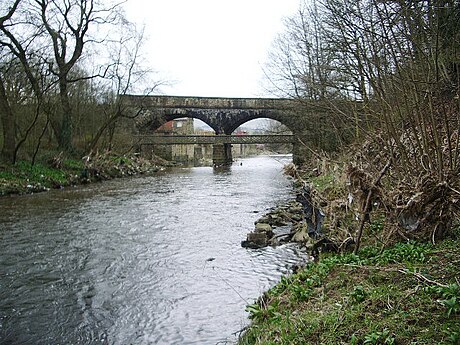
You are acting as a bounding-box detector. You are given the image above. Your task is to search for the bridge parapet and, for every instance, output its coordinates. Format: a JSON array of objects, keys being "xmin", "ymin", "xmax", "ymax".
[{"xmin": 122, "ymin": 95, "xmax": 295, "ymax": 110}]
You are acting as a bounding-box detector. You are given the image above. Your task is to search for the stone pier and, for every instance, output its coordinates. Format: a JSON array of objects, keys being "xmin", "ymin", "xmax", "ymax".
[{"xmin": 212, "ymin": 143, "xmax": 233, "ymax": 166}]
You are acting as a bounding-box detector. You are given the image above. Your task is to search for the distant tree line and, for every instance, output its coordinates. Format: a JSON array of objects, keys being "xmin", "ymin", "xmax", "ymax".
[{"xmin": 0, "ymin": 0, "xmax": 162, "ymax": 164}]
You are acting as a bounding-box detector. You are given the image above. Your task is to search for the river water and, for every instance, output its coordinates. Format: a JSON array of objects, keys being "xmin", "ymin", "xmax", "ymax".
[{"xmin": 0, "ymin": 155, "xmax": 308, "ymax": 345}]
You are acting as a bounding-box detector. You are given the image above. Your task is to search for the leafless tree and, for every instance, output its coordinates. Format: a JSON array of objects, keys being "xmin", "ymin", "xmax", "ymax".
[
  {"xmin": 34, "ymin": 0, "xmax": 118, "ymax": 153},
  {"xmin": 87, "ymin": 21, "xmax": 167, "ymax": 154},
  {"xmin": 264, "ymin": 1, "xmax": 334, "ymax": 101},
  {"xmin": 0, "ymin": 0, "xmax": 21, "ymax": 163},
  {"xmin": 1, "ymin": 0, "xmax": 162, "ymax": 162},
  {"xmin": 1, "ymin": 0, "xmax": 125, "ymax": 155}
]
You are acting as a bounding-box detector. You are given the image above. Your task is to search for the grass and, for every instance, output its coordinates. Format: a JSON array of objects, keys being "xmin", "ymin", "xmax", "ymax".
[
  {"xmin": 310, "ymin": 172, "xmax": 344, "ymax": 196},
  {"xmin": 240, "ymin": 237, "xmax": 460, "ymax": 345},
  {"xmin": 0, "ymin": 153, "xmax": 164, "ymax": 196},
  {"xmin": 0, "ymin": 160, "xmax": 84, "ymax": 195}
]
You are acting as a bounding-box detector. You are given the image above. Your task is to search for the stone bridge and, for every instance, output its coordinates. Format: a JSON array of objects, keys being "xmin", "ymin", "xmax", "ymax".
[{"xmin": 121, "ymin": 95, "xmax": 316, "ymax": 165}]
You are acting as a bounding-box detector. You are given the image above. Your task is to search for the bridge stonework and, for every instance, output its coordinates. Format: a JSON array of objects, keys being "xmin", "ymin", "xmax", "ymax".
[{"xmin": 121, "ymin": 95, "xmax": 312, "ymax": 165}]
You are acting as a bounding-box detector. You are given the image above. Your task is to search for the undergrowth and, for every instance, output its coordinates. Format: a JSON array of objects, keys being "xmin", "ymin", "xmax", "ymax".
[
  {"xmin": 0, "ymin": 152, "xmax": 164, "ymax": 196},
  {"xmin": 240, "ymin": 239, "xmax": 460, "ymax": 345},
  {"xmin": 0, "ymin": 160, "xmax": 83, "ymax": 195}
]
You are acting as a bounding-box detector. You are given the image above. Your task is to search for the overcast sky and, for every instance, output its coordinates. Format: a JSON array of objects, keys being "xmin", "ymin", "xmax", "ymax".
[{"xmin": 123, "ymin": 0, "xmax": 300, "ymax": 98}]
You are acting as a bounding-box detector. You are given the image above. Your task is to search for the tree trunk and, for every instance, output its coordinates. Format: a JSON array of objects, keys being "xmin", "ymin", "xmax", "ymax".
[
  {"xmin": 0, "ymin": 75, "xmax": 16, "ymax": 164},
  {"xmin": 88, "ymin": 111, "xmax": 120, "ymax": 154},
  {"xmin": 58, "ymin": 77, "xmax": 73, "ymax": 153}
]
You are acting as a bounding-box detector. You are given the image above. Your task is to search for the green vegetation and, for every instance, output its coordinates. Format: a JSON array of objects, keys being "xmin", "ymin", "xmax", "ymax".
[
  {"xmin": 0, "ymin": 152, "xmax": 165, "ymax": 196},
  {"xmin": 310, "ymin": 173, "xmax": 336, "ymax": 193},
  {"xmin": 0, "ymin": 160, "xmax": 82, "ymax": 195},
  {"xmin": 240, "ymin": 238, "xmax": 460, "ymax": 345}
]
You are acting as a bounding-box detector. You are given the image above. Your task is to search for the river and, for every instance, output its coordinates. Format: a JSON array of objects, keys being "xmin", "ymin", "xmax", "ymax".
[{"xmin": 0, "ymin": 155, "xmax": 308, "ymax": 345}]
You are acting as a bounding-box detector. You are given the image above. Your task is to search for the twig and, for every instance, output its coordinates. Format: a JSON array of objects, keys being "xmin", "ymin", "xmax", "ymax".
[
  {"xmin": 211, "ymin": 266, "xmax": 249, "ymax": 304},
  {"xmin": 232, "ymin": 326, "xmax": 249, "ymax": 337},
  {"xmin": 342, "ymin": 263, "xmax": 397, "ymax": 271},
  {"xmin": 397, "ymin": 269, "xmax": 448, "ymax": 288},
  {"xmin": 296, "ymin": 138, "xmax": 341, "ymax": 164},
  {"xmin": 342, "ymin": 264, "xmax": 448, "ymax": 287},
  {"xmin": 354, "ymin": 159, "xmax": 392, "ymax": 254},
  {"xmin": 446, "ymin": 184, "xmax": 460, "ymax": 195}
]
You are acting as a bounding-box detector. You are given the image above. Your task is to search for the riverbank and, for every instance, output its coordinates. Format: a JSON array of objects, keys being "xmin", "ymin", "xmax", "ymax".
[
  {"xmin": 240, "ymin": 236, "xmax": 460, "ymax": 344},
  {"xmin": 0, "ymin": 152, "xmax": 169, "ymax": 196},
  {"xmin": 239, "ymin": 154, "xmax": 460, "ymax": 344}
]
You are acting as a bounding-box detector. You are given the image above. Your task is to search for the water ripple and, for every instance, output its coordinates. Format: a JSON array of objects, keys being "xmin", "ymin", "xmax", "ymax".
[{"xmin": 0, "ymin": 155, "xmax": 307, "ymax": 345}]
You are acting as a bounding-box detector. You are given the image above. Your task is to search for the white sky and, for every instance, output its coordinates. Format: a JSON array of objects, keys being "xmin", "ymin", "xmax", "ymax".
[{"xmin": 123, "ymin": 0, "xmax": 300, "ymax": 98}]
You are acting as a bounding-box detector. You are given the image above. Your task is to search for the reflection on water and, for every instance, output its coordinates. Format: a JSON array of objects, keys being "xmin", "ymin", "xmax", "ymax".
[{"xmin": 0, "ymin": 155, "xmax": 308, "ymax": 345}]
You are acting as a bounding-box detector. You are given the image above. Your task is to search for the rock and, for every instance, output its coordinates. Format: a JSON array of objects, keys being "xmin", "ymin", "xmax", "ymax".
[
  {"xmin": 255, "ymin": 222, "xmax": 272, "ymax": 232},
  {"xmin": 241, "ymin": 240, "xmax": 262, "ymax": 249},
  {"xmin": 242, "ymin": 223, "xmax": 276, "ymax": 249},
  {"xmin": 241, "ymin": 232, "xmax": 269, "ymax": 249},
  {"xmin": 246, "ymin": 196, "xmax": 323, "ymax": 249},
  {"xmin": 287, "ymin": 212, "xmax": 303, "ymax": 222},
  {"xmin": 291, "ymin": 222, "xmax": 310, "ymax": 243},
  {"xmin": 269, "ymin": 237, "xmax": 280, "ymax": 246},
  {"xmin": 255, "ymin": 216, "xmax": 270, "ymax": 224},
  {"xmin": 289, "ymin": 204, "xmax": 303, "ymax": 213},
  {"xmin": 248, "ymin": 232, "xmax": 268, "ymax": 242},
  {"xmin": 268, "ymin": 214, "xmax": 289, "ymax": 226},
  {"xmin": 255, "ymin": 222, "xmax": 274, "ymax": 239}
]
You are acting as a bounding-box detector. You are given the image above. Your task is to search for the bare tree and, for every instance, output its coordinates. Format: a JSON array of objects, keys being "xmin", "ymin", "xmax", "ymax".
[
  {"xmin": 0, "ymin": 0, "xmax": 21, "ymax": 163},
  {"xmin": 264, "ymin": 1, "xmax": 334, "ymax": 101},
  {"xmin": 0, "ymin": 66, "xmax": 15, "ymax": 163},
  {"xmin": 269, "ymin": 0, "xmax": 460, "ymax": 243},
  {"xmin": 1, "ymin": 0, "xmax": 125, "ymax": 155},
  {"xmin": 34, "ymin": 0, "xmax": 111, "ymax": 153},
  {"xmin": 87, "ymin": 21, "xmax": 166, "ymax": 154}
]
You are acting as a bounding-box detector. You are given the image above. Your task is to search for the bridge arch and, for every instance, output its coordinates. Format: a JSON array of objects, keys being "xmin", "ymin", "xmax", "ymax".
[
  {"xmin": 225, "ymin": 112, "xmax": 297, "ymax": 135},
  {"xmin": 232, "ymin": 118, "xmax": 292, "ymax": 135},
  {"xmin": 135, "ymin": 108, "xmax": 300, "ymax": 137},
  {"xmin": 135, "ymin": 109, "xmax": 220, "ymax": 134}
]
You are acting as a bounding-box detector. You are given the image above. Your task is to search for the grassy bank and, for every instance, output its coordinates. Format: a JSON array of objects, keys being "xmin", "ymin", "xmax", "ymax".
[
  {"xmin": 0, "ymin": 153, "xmax": 166, "ymax": 196},
  {"xmin": 240, "ymin": 156, "xmax": 459, "ymax": 344},
  {"xmin": 240, "ymin": 236, "xmax": 460, "ymax": 344}
]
